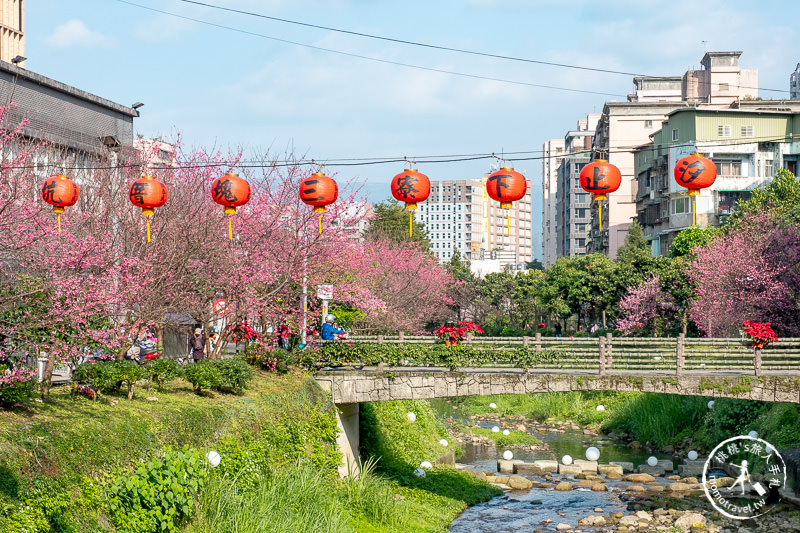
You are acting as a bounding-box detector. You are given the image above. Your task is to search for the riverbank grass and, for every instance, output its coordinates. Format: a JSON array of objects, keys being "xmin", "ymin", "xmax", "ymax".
[{"xmin": 0, "ymin": 372, "xmax": 500, "ymax": 532}]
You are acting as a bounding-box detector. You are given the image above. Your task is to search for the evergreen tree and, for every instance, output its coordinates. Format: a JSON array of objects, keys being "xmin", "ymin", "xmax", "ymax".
[{"xmin": 362, "ymin": 198, "xmax": 431, "ymax": 250}]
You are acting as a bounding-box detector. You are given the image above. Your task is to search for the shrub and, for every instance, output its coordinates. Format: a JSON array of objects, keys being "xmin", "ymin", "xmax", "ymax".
[
  {"xmin": 0, "ymin": 368, "xmax": 37, "ymax": 407},
  {"xmin": 212, "ymin": 358, "xmax": 253, "ymax": 394},
  {"xmin": 72, "ymin": 361, "xmax": 119, "ymax": 397},
  {"xmin": 183, "ymin": 362, "xmax": 221, "ymax": 394},
  {"xmin": 112, "ymin": 360, "xmax": 147, "ymax": 400},
  {"xmin": 145, "ymin": 358, "xmax": 183, "ymax": 391},
  {"xmin": 106, "ymin": 446, "xmax": 208, "ymax": 533}
]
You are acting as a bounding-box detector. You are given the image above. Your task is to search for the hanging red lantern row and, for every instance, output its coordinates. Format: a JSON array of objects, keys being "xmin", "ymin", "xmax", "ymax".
[
  {"xmin": 41, "ymin": 174, "xmax": 79, "ymax": 233},
  {"xmin": 300, "ymin": 172, "xmax": 338, "ymax": 234},
  {"xmin": 129, "ymin": 176, "xmax": 168, "ymax": 242},
  {"xmin": 674, "ymin": 153, "xmax": 717, "ymax": 226},
  {"xmin": 390, "ymin": 168, "xmax": 430, "ymax": 237},
  {"xmin": 486, "ymin": 167, "xmax": 527, "ymax": 234},
  {"xmin": 579, "ymin": 159, "xmax": 621, "ymax": 232},
  {"xmin": 211, "ymin": 173, "xmax": 251, "ymax": 239}
]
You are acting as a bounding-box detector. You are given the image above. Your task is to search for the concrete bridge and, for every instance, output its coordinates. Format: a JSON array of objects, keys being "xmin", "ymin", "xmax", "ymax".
[{"xmin": 314, "ymin": 335, "xmax": 800, "ymax": 476}]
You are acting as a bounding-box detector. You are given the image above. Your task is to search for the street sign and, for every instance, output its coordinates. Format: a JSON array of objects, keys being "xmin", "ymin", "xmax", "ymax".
[
  {"xmin": 316, "ymin": 284, "xmax": 334, "ymax": 300},
  {"xmin": 213, "ymin": 298, "xmax": 230, "ymax": 316}
]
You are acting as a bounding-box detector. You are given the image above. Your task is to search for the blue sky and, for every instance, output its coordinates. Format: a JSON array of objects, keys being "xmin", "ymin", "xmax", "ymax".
[{"xmin": 26, "ymin": 0, "xmax": 800, "ymax": 201}]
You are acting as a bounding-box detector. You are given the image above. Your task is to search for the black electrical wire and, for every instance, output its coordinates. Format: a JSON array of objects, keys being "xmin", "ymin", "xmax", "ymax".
[
  {"xmin": 13, "ymin": 135, "xmax": 797, "ymax": 172},
  {"xmin": 174, "ymin": 0, "xmax": 646, "ymax": 77},
  {"xmin": 168, "ymin": 0, "xmax": 790, "ymax": 95},
  {"xmin": 115, "ymin": 0, "xmax": 628, "ymax": 97}
]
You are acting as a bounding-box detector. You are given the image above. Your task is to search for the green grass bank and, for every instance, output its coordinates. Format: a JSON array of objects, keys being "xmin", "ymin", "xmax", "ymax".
[
  {"xmin": 434, "ymin": 391, "xmax": 800, "ymax": 452},
  {"xmin": 0, "ymin": 371, "xmax": 498, "ymax": 532}
]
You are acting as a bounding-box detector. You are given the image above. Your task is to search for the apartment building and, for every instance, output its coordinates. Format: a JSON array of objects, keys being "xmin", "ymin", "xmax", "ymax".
[
  {"xmin": 589, "ymin": 51, "xmax": 759, "ymax": 258},
  {"xmin": 0, "ymin": 0, "xmax": 23, "ymax": 66},
  {"xmin": 415, "ymin": 175, "xmax": 533, "ymax": 266},
  {"xmin": 554, "ymin": 114, "xmax": 600, "ymax": 260},
  {"xmin": 792, "ymin": 63, "xmax": 800, "ymax": 100},
  {"xmin": 633, "ymin": 105, "xmax": 800, "ymax": 255},
  {"xmin": 541, "ymin": 138, "xmax": 565, "ymax": 267}
]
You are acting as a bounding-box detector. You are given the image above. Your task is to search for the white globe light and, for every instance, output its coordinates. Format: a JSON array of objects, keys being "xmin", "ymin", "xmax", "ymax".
[
  {"xmin": 585, "ymin": 447, "xmax": 600, "ymax": 461},
  {"xmin": 489, "ymin": 402, "xmax": 497, "ymax": 409},
  {"xmin": 407, "ymin": 412, "xmax": 416, "ymax": 422},
  {"xmin": 647, "ymin": 456, "xmax": 658, "ymax": 467},
  {"xmin": 439, "ymin": 439, "xmax": 449, "ymax": 447},
  {"xmin": 492, "ymin": 426, "xmax": 500, "ymax": 433},
  {"xmin": 562, "ymin": 455, "xmax": 573, "ymax": 465},
  {"xmin": 707, "ymin": 400, "xmax": 715, "ymax": 409},
  {"xmin": 503, "ymin": 450, "xmax": 513, "ymax": 461},
  {"xmin": 766, "ymin": 445, "xmax": 774, "ymax": 453},
  {"xmin": 206, "ymin": 451, "xmax": 221, "ymax": 468},
  {"xmin": 502, "ymin": 429, "xmax": 510, "ymax": 436},
  {"xmin": 748, "ymin": 431, "xmax": 758, "ymax": 439},
  {"xmin": 596, "ymin": 405, "xmax": 605, "ymax": 412},
  {"xmin": 414, "ymin": 468, "xmax": 426, "ymax": 478},
  {"xmin": 688, "ymin": 450, "xmax": 699, "ymax": 461},
  {"xmin": 420, "ymin": 461, "xmax": 433, "ymax": 469}
]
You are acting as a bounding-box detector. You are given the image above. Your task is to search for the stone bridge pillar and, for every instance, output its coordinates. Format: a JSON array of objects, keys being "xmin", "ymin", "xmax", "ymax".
[
  {"xmin": 334, "ymin": 402, "xmax": 360, "ymax": 478},
  {"xmin": 316, "ymin": 378, "xmax": 360, "ymax": 477}
]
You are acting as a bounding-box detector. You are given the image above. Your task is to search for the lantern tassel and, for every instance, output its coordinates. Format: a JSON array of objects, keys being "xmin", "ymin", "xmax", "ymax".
[
  {"xmin": 598, "ymin": 203, "xmax": 602, "ymax": 232},
  {"xmin": 692, "ymin": 195, "xmax": 696, "ymax": 227},
  {"xmin": 506, "ymin": 212, "xmax": 510, "ymax": 236},
  {"xmin": 57, "ymin": 212, "xmax": 61, "ymax": 234},
  {"xmin": 146, "ymin": 216, "xmax": 151, "ymax": 243},
  {"xmin": 228, "ymin": 216, "xmax": 233, "ymax": 240},
  {"xmin": 318, "ymin": 213, "xmax": 323, "ymax": 234},
  {"xmin": 409, "ymin": 211, "xmax": 413, "ymax": 238}
]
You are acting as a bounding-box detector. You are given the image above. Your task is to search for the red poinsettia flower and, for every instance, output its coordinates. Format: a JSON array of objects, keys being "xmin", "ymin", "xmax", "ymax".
[
  {"xmin": 742, "ymin": 320, "xmax": 778, "ymax": 346},
  {"xmin": 434, "ymin": 321, "xmax": 484, "ymax": 342}
]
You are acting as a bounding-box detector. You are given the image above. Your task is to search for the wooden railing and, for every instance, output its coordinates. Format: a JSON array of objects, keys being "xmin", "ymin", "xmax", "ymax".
[{"xmin": 338, "ymin": 334, "xmax": 800, "ymax": 377}]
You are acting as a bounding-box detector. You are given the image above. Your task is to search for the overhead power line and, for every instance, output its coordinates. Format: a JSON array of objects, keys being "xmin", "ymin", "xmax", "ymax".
[
  {"xmin": 13, "ymin": 135, "xmax": 798, "ymax": 172},
  {"xmin": 169, "ymin": 0, "xmax": 789, "ymax": 95},
  {"xmin": 116, "ymin": 0, "xmax": 626, "ymax": 97},
  {"xmin": 174, "ymin": 0, "xmax": 645, "ymax": 77}
]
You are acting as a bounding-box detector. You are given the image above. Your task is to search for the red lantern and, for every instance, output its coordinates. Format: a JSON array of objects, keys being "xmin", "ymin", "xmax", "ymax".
[
  {"xmin": 674, "ymin": 154, "xmax": 717, "ymax": 226},
  {"xmin": 486, "ymin": 167, "xmax": 527, "ymax": 235},
  {"xmin": 129, "ymin": 176, "xmax": 168, "ymax": 242},
  {"xmin": 391, "ymin": 168, "xmax": 430, "ymax": 237},
  {"xmin": 41, "ymin": 174, "xmax": 79, "ymax": 233},
  {"xmin": 486, "ymin": 167, "xmax": 527, "ymax": 208},
  {"xmin": 579, "ymin": 160, "xmax": 622, "ymax": 232},
  {"xmin": 211, "ymin": 173, "xmax": 251, "ymax": 239},
  {"xmin": 300, "ymin": 172, "xmax": 338, "ymax": 233}
]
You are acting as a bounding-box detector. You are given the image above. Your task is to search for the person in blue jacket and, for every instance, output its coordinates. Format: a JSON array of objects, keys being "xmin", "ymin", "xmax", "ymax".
[{"xmin": 321, "ymin": 314, "xmax": 345, "ymax": 341}]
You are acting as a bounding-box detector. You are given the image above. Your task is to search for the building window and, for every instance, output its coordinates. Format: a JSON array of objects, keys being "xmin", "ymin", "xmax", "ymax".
[
  {"xmin": 717, "ymin": 125, "xmax": 731, "ymax": 138},
  {"xmin": 672, "ymin": 129, "xmax": 679, "ymax": 141},
  {"xmin": 714, "ymin": 159, "xmax": 742, "ymax": 175},
  {"xmin": 645, "ymin": 120, "xmax": 653, "ymax": 128},
  {"xmin": 741, "ymin": 125, "xmax": 754, "ymax": 138},
  {"xmin": 672, "ymin": 197, "xmax": 690, "ymax": 214},
  {"xmin": 765, "ymin": 159, "xmax": 774, "ymax": 177},
  {"xmin": 719, "ymin": 82, "xmax": 729, "ymax": 91}
]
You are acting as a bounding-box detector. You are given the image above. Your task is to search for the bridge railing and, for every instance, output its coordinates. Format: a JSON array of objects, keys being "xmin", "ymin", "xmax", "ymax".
[{"xmin": 330, "ymin": 335, "xmax": 800, "ymax": 376}]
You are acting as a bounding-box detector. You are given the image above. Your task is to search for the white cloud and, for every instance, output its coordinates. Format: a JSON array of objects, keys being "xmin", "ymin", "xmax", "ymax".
[{"xmin": 45, "ymin": 19, "xmax": 113, "ymax": 50}]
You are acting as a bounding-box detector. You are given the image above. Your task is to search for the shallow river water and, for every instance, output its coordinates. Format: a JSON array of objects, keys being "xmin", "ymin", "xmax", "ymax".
[{"xmin": 449, "ymin": 428, "xmax": 655, "ymax": 532}]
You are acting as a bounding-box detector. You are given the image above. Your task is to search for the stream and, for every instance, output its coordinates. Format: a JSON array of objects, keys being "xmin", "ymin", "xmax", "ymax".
[{"xmin": 449, "ymin": 425, "xmax": 656, "ymax": 532}]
